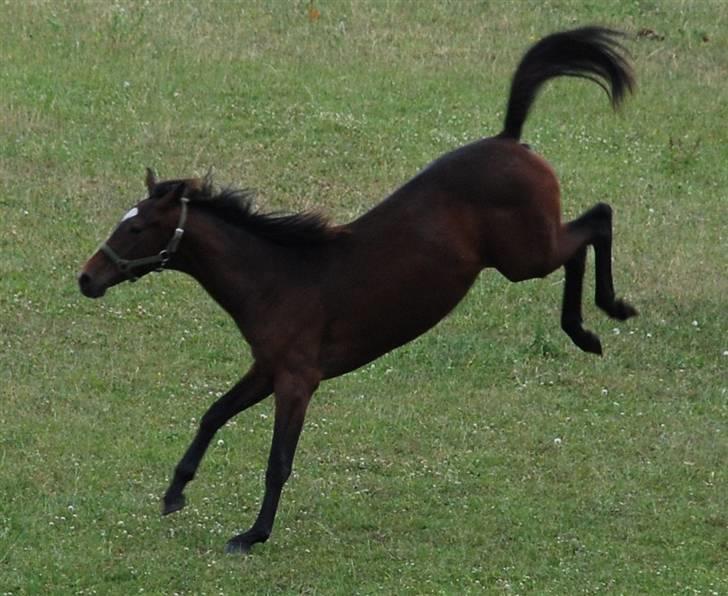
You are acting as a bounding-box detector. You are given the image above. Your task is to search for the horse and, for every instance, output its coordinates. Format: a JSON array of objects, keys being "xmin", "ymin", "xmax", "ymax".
[{"xmin": 78, "ymin": 27, "xmax": 637, "ymax": 553}]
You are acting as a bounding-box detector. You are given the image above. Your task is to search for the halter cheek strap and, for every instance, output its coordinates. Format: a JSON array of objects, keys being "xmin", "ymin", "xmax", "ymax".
[{"xmin": 100, "ymin": 198, "xmax": 189, "ymax": 282}]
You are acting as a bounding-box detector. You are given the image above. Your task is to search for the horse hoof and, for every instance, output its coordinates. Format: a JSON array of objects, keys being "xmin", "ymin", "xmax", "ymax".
[
  {"xmin": 602, "ymin": 298, "xmax": 638, "ymax": 321},
  {"xmin": 574, "ymin": 330, "xmax": 603, "ymax": 356},
  {"xmin": 225, "ymin": 538, "xmax": 253, "ymax": 555},
  {"xmin": 161, "ymin": 494, "xmax": 186, "ymax": 516},
  {"xmin": 613, "ymin": 299, "xmax": 638, "ymax": 321}
]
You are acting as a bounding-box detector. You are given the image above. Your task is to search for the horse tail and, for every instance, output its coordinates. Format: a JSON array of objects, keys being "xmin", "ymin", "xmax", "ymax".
[{"xmin": 500, "ymin": 27, "xmax": 635, "ymax": 140}]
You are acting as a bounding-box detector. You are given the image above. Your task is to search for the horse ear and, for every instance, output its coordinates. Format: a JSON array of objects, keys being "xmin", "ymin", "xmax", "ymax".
[{"xmin": 145, "ymin": 167, "xmax": 157, "ymax": 193}]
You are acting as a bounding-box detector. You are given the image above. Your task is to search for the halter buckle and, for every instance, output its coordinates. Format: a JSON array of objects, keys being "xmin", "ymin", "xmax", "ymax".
[{"xmin": 156, "ymin": 250, "xmax": 170, "ymax": 272}]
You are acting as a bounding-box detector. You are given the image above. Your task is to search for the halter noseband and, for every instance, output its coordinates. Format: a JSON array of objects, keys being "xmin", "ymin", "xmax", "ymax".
[{"xmin": 100, "ymin": 197, "xmax": 189, "ymax": 282}]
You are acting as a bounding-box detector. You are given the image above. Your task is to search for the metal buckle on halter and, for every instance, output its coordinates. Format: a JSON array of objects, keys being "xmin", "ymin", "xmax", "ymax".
[{"xmin": 156, "ymin": 250, "xmax": 170, "ymax": 272}]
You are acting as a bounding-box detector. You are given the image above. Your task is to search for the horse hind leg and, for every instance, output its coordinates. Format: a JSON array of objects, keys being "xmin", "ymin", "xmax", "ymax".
[
  {"xmin": 557, "ymin": 203, "xmax": 637, "ymax": 354},
  {"xmin": 561, "ymin": 246, "xmax": 603, "ymax": 354},
  {"xmin": 589, "ymin": 204, "xmax": 638, "ymax": 321}
]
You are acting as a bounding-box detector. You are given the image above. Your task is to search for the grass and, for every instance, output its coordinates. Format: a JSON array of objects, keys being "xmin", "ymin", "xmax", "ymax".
[{"xmin": 1, "ymin": 1, "xmax": 726, "ymax": 594}]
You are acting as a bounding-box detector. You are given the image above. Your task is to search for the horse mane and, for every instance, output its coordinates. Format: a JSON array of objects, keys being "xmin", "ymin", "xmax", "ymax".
[{"xmin": 155, "ymin": 176, "xmax": 340, "ymax": 247}]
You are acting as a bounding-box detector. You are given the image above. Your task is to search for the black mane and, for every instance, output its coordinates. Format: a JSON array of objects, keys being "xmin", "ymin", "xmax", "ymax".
[{"xmin": 155, "ymin": 177, "xmax": 339, "ymax": 247}]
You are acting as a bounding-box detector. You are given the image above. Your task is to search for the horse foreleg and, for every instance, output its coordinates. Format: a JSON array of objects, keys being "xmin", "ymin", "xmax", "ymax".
[
  {"xmin": 162, "ymin": 365, "xmax": 272, "ymax": 515},
  {"xmin": 225, "ymin": 371, "xmax": 316, "ymax": 554}
]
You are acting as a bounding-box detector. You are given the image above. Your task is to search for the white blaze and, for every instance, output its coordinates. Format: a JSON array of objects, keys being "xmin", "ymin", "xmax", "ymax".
[{"xmin": 121, "ymin": 207, "xmax": 139, "ymax": 222}]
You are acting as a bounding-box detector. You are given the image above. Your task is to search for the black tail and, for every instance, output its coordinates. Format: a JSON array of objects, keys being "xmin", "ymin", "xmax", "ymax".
[{"xmin": 500, "ymin": 27, "xmax": 635, "ymax": 140}]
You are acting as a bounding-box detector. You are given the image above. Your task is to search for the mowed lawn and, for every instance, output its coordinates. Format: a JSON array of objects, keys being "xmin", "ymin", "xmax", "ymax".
[{"xmin": 1, "ymin": 1, "xmax": 725, "ymax": 594}]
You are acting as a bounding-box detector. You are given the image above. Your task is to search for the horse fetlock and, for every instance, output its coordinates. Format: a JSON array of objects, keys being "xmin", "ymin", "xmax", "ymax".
[{"xmin": 560, "ymin": 313, "xmax": 583, "ymax": 334}]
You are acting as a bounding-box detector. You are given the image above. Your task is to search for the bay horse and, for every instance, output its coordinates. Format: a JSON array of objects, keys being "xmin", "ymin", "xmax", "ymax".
[{"xmin": 78, "ymin": 27, "xmax": 637, "ymax": 553}]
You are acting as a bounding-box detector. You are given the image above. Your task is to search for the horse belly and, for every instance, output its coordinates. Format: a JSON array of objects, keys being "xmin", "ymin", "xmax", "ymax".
[{"xmin": 319, "ymin": 260, "xmax": 479, "ymax": 378}]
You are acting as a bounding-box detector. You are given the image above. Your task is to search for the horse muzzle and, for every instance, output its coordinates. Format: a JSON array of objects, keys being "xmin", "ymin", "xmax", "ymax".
[{"xmin": 78, "ymin": 271, "xmax": 107, "ymax": 298}]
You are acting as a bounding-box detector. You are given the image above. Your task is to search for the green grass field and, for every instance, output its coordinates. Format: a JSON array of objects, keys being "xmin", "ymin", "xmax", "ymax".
[{"xmin": 1, "ymin": 1, "xmax": 726, "ymax": 594}]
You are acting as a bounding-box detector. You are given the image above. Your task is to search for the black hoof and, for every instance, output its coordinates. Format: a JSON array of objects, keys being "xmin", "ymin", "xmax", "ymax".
[
  {"xmin": 602, "ymin": 298, "xmax": 638, "ymax": 321},
  {"xmin": 225, "ymin": 530, "xmax": 268, "ymax": 555},
  {"xmin": 614, "ymin": 299, "xmax": 638, "ymax": 321},
  {"xmin": 572, "ymin": 329, "xmax": 603, "ymax": 356},
  {"xmin": 225, "ymin": 538, "xmax": 253, "ymax": 555},
  {"xmin": 161, "ymin": 494, "xmax": 186, "ymax": 516}
]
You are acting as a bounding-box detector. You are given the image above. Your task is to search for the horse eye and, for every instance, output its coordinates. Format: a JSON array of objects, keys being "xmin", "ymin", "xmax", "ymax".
[{"xmin": 129, "ymin": 223, "xmax": 143, "ymax": 234}]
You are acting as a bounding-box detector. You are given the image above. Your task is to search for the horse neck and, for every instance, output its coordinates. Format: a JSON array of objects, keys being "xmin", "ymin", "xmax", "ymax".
[{"xmin": 170, "ymin": 209, "xmax": 317, "ymax": 328}]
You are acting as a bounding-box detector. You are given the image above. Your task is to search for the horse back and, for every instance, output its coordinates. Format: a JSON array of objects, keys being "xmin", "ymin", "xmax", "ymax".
[{"xmin": 317, "ymin": 137, "xmax": 560, "ymax": 376}]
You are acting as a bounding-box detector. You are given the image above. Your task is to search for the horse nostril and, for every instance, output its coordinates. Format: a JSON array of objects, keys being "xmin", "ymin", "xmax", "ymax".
[{"xmin": 78, "ymin": 272, "xmax": 97, "ymax": 297}]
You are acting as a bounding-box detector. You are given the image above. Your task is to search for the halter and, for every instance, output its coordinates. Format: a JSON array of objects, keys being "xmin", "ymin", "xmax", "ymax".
[{"xmin": 100, "ymin": 198, "xmax": 189, "ymax": 282}]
